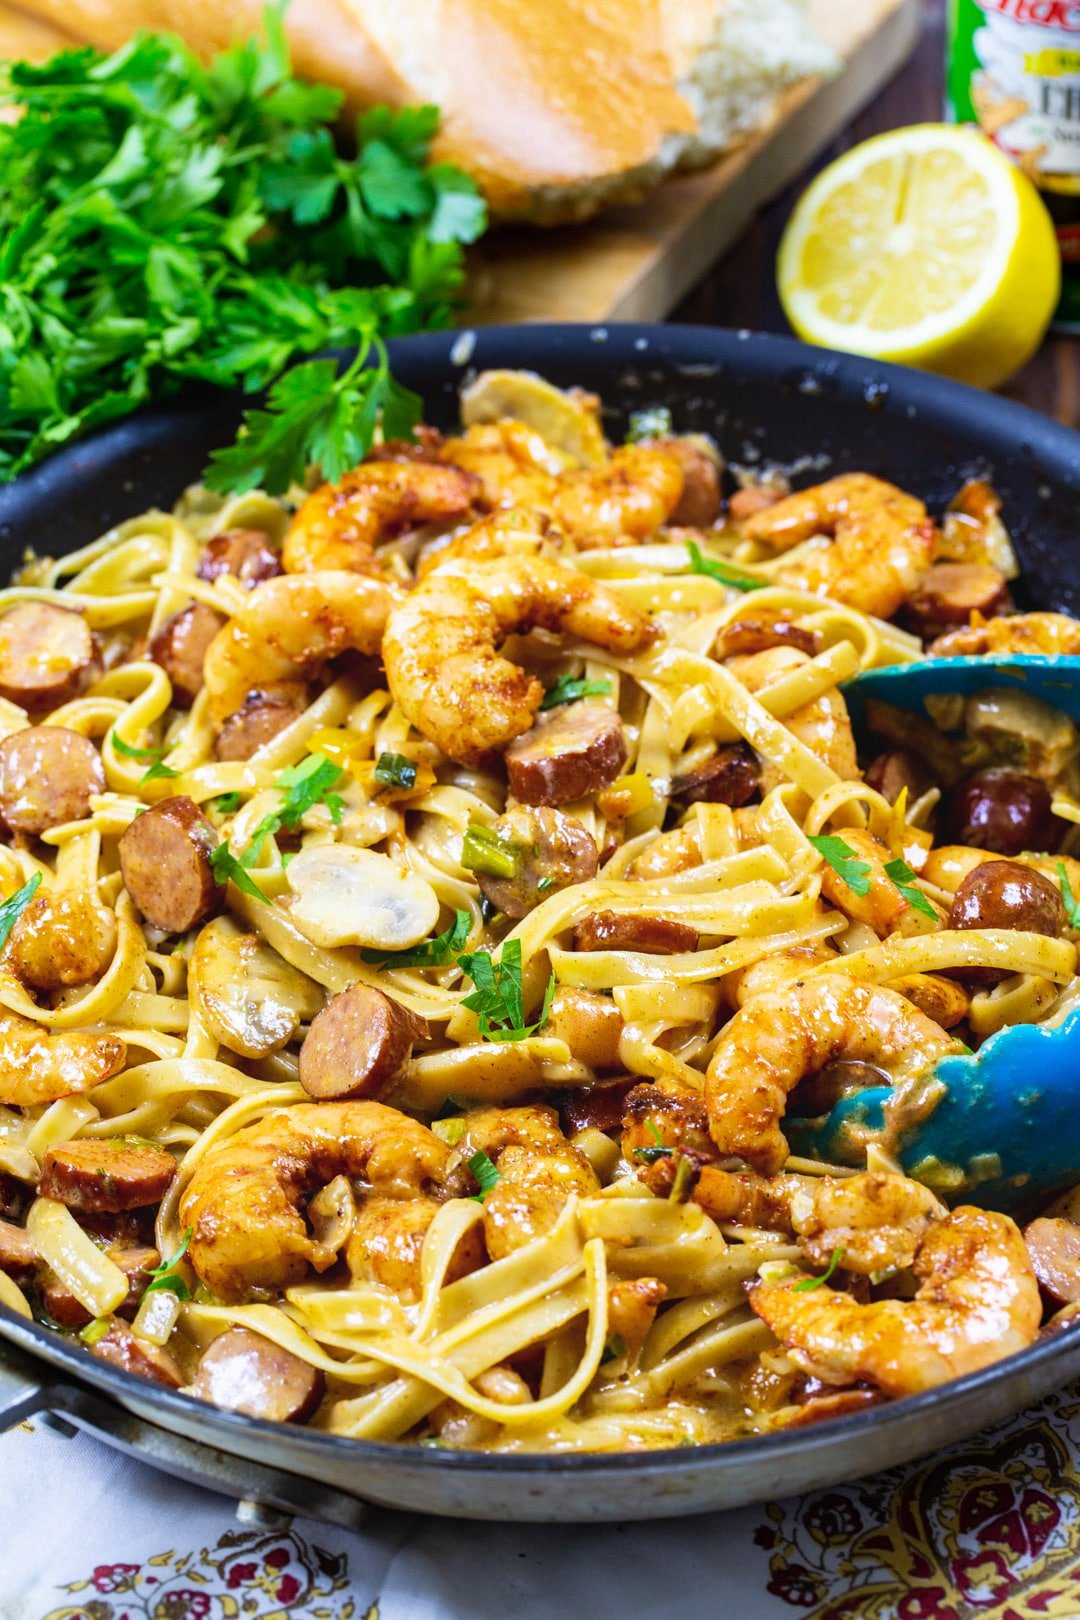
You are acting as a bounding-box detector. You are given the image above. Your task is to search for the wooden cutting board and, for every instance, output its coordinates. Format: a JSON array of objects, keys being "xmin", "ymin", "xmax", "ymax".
[{"xmin": 0, "ymin": 0, "xmax": 921, "ymax": 324}]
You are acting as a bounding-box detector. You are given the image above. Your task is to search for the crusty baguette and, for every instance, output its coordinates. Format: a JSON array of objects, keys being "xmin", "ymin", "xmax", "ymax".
[{"xmin": 13, "ymin": 0, "xmax": 834, "ymax": 223}]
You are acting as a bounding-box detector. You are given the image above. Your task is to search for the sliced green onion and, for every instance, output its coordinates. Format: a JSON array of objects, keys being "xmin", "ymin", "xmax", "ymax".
[
  {"xmin": 461, "ymin": 824, "xmax": 521, "ymax": 881},
  {"xmin": 374, "ymin": 751, "xmax": 418, "ymax": 790}
]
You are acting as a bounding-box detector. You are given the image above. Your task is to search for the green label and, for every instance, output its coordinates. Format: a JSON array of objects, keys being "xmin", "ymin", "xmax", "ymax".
[{"xmin": 946, "ymin": 0, "xmax": 984, "ymax": 121}]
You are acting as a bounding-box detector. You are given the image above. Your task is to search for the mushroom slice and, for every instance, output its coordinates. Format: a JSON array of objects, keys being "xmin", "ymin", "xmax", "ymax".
[
  {"xmin": 963, "ymin": 688, "xmax": 1079, "ymax": 786},
  {"xmin": 460, "ymin": 370, "xmax": 606, "ymax": 468},
  {"xmin": 285, "ymin": 845, "xmax": 440, "ymax": 951},
  {"xmin": 189, "ymin": 916, "xmax": 324, "ymax": 1058}
]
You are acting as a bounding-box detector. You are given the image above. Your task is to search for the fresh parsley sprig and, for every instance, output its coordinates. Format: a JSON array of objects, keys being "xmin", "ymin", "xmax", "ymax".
[
  {"xmin": 685, "ymin": 539, "xmax": 765, "ymax": 594},
  {"xmin": 540, "ymin": 674, "xmax": 613, "ymax": 711},
  {"xmin": 0, "ymin": 872, "xmax": 41, "ymax": 950},
  {"xmin": 111, "ymin": 731, "xmax": 179, "ymax": 786},
  {"xmin": 808, "ymin": 834, "xmax": 873, "ymax": 897},
  {"xmin": 1059, "ymin": 862, "xmax": 1080, "ymax": 931},
  {"xmin": 374, "ymin": 752, "xmax": 418, "ymax": 790},
  {"xmin": 143, "ymin": 1229, "xmax": 193, "ymax": 1300},
  {"xmin": 458, "ymin": 938, "xmax": 556, "ymax": 1042},
  {"xmin": 239, "ymin": 753, "xmax": 345, "ymax": 868},
  {"xmin": 209, "ymin": 841, "xmax": 268, "ymax": 903},
  {"xmin": 791, "ymin": 1246, "xmax": 846, "ymax": 1294},
  {"xmin": 883, "ymin": 856, "xmax": 939, "ymax": 922},
  {"xmin": 362, "ymin": 908, "xmax": 471, "ymax": 969}
]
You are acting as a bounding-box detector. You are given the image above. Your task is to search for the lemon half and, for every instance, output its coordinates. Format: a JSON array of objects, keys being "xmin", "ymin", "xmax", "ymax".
[{"xmin": 777, "ymin": 124, "xmax": 1061, "ymax": 388}]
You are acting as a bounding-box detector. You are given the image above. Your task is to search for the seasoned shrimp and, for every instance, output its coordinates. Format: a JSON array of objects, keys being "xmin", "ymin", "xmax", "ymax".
[
  {"xmin": 447, "ymin": 1105, "xmax": 599, "ymax": 1260},
  {"xmin": 442, "ymin": 421, "xmax": 567, "ymax": 510},
  {"xmin": 0, "ymin": 1010, "xmax": 125, "ymax": 1107},
  {"xmin": 742, "ymin": 474, "xmax": 935, "ymax": 619},
  {"xmin": 815, "ymin": 827, "xmax": 925, "ymax": 938},
  {"xmin": 181, "ymin": 1101, "xmax": 449, "ymax": 1301},
  {"xmin": 203, "ymin": 572, "xmax": 400, "ymax": 727},
  {"xmin": 750, "ymin": 1205, "xmax": 1041, "ymax": 1396},
  {"xmin": 346, "ymin": 1195, "xmax": 484, "ymax": 1301},
  {"xmin": 7, "ymin": 888, "xmax": 116, "ymax": 992},
  {"xmin": 382, "ymin": 556, "xmax": 658, "ymax": 766},
  {"xmin": 705, "ymin": 976, "xmax": 961, "ymax": 1174},
  {"xmin": 929, "ymin": 610, "xmax": 1080, "ymax": 659},
  {"xmin": 723, "ymin": 943, "xmax": 838, "ymax": 1007},
  {"xmin": 552, "ymin": 445, "xmax": 685, "ymax": 545},
  {"xmin": 282, "ymin": 461, "xmax": 479, "ymax": 575},
  {"xmin": 725, "ymin": 647, "xmax": 859, "ymax": 791},
  {"xmin": 416, "ymin": 510, "xmax": 556, "ymax": 580}
]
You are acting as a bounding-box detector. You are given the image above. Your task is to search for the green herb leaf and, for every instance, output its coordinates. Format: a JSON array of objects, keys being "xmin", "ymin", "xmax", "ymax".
[
  {"xmin": 0, "ymin": 871, "xmax": 41, "ymax": 951},
  {"xmin": 791, "ymin": 1246, "xmax": 846, "ymax": 1293},
  {"xmin": 685, "ymin": 539, "xmax": 765, "ymax": 594},
  {"xmin": 808, "ymin": 834, "xmax": 873, "ymax": 898},
  {"xmin": 539, "ymin": 674, "xmax": 614, "ymax": 711},
  {"xmin": 79, "ymin": 1317, "xmax": 112, "ymax": 1346},
  {"xmin": 112, "ymin": 732, "xmax": 167, "ymax": 763},
  {"xmin": 461, "ymin": 824, "xmax": 522, "ymax": 881},
  {"xmin": 459, "ymin": 939, "xmax": 555, "ymax": 1042},
  {"xmin": 212, "ymin": 792, "xmax": 242, "ymax": 815},
  {"xmin": 632, "ymin": 1119, "xmax": 674, "ymax": 1162},
  {"xmin": 884, "ymin": 856, "xmax": 939, "ymax": 921},
  {"xmin": 209, "ymin": 841, "xmax": 267, "ymax": 902},
  {"xmin": 1059, "ymin": 862, "xmax": 1080, "ymax": 931},
  {"xmin": 600, "ymin": 1332, "xmax": 627, "ymax": 1364},
  {"xmin": 362, "ymin": 907, "xmax": 470, "ymax": 969},
  {"xmin": 626, "ymin": 406, "xmax": 673, "ymax": 444},
  {"xmin": 140, "ymin": 759, "xmax": 180, "ymax": 785},
  {"xmin": 143, "ymin": 1228, "xmax": 192, "ymax": 1300},
  {"xmin": 241, "ymin": 752, "xmax": 345, "ymax": 866},
  {"xmin": 467, "ymin": 1148, "xmax": 501, "ymax": 1202},
  {"xmin": 374, "ymin": 751, "xmax": 417, "ymax": 790}
]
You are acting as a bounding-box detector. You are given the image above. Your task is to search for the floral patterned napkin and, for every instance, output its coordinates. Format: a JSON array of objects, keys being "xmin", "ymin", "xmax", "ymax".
[{"xmin": 6, "ymin": 1387, "xmax": 1080, "ymax": 1620}]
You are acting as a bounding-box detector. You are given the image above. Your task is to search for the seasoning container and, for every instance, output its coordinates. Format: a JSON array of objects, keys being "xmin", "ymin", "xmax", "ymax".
[{"xmin": 947, "ymin": 0, "xmax": 1080, "ymax": 328}]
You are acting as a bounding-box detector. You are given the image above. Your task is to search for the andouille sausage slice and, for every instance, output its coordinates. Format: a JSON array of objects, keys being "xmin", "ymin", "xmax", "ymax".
[
  {"xmin": 197, "ymin": 529, "xmax": 281, "ymax": 589},
  {"xmin": 0, "ymin": 1217, "xmax": 36, "ymax": 1286},
  {"xmin": 1025, "ymin": 1217, "xmax": 1080, "ymax": 1306},
  {"xmin": 505, "ymin": 703, "xmax": 627, "ymax": 807},
  {"xmin": 643, "ymin": 436, "xmax": 720, "ymax": 528},
  {"xmin": 714, "ymin": 617, "xmax": 822, "ymax": 659},
  {"xmin": 0, "ymin": 603, "xmax": 101, "ymax": 713},
  {"xmin": 0, "ymin": 726, "xmax": 104, "ymax": 835},
  {"xmin": 192, "ymin": 1326, "xmax": 325, "ymax": 1423},
  {"xmin": 149, "ymin": 603, "xmax": 225, "ymax": 708},
  {"xmin": 119, "ymin": 796, "xmax": 222, "ymax": 933},
  {"xmin": 671, "ymin": 744, "xmax": 760, "ymax": 807},
  {"xmin": 39, "ymin": 1140, "xmax": 177, "ymax": 1213},
  {"xmin": 0, "ymin": 1170, "xmax": 27, "ymax": 1220},
  {"xmin": 903, "ymin": 561, "xmax": 1009, "ymax": 640},
  {"xmin": 41, "ymin": 1245, "xmax": 159, "ymax": 1328},
  {"xmin": 574, "ymin": 911, "xmax": 699, "ymax": 954},
  {"xmin": 215, "ymin": 696, "xmax": 304, "ymax": 762},
  {"xmin": 475, "ymin": 805, "xmax": 598, "ymax": 919},
  {"xmin": 299, "ymin": 984, "xmax": 428, "ymax": 1101},
  {"xmin": 90, "ymin": 1319, "xmax": 183, "ymax": 1388}
]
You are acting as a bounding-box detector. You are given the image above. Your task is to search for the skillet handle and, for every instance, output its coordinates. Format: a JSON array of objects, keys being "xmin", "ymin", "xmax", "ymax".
[{"xmin": 0, "ymin": 1336, "xmax": 370, "ymax": 1531}]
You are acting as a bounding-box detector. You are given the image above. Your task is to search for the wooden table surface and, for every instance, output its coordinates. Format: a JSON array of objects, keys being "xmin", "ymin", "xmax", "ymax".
[{"xmin": 673, "ymin": 0, "xmax": 1077, "ymax": 427}]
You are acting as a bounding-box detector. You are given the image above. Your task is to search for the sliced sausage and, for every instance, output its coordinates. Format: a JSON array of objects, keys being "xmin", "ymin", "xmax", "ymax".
[
  {"xmin": 574, "ymin": 910, "xmax": 699, "ymax": 955},
  {"xmin": 41, "ymin": 1245, "xmax": 159, "ymax": 1328},
  {"xmin": 714, "ymin": 617, "xmax": 822, "ymax": 659},
  {"xmin": 0, "ymin": 1171, "xmax": 27, "ymax": 1220},
  {"xmin": 474, "ymin": 806, "xmax": 598, "ymax": 919},
  {"xmin": 505, "ymin": 703, "xmax": 627, "ymax": 807},
  {"xmin": 1025, "ymin": 1217, "xmax": 1080, "ymax": 1306},
  {"xmin": 39, "ymin": 1140, "xmax": 177, "ymax": 1213},
  {"xmin": 197, "ymin": 530, "xmax": 281, "ymax": 589},
  {"xmin": 0, "ymin": 726, "xmax": 104, "ymax": 835},
  {"xmin": 782, "ymin": 1388, "xmax": 883, "ymax": 1428},
  {"xmin": 949, "ymin": 860, "xmax": 1066, "ymax": 986},
  {"xmin": 547, "ymin": 989, "xmax": 625, "ymax": 1074},
  {"xmin": 559, "ymin": 1075, "xmax": 636, "ymax": 1135},
  {"xmin": 119, "ymin": 796, "xmax": 222, "ymax": 933},
  {"xmin": 944, "ymin": 769, "xmax": 1058, "ymax": 857},
  {"xmin": 90, "ymin": 1319, "xmax": 183, "ymax": 1388},
  {"xmin": 671, "ymin": 745, "xmax": 760, "ymax": 807},
  {"xmin": 299, "ymin": 984, "xmax": 428, "ymax": 1101},
  {"xmin": 76, "ymin": 1208, "xmax": 156, "ymax": 1246},
  {"xmin": 0, "ymin": 603, "xmax": 101, "ymax": 713},
  {"xmin": 0, "ymin": 1217, "xmax": 36, "ymax": 1286},
  {"xmin": 642, "ymin": 436, "xmax": 720, "ymax": 528},
  {"xmin": 193, "ymin": 1326, "xmax": 325, "ymax": 1423},
  {"xmin": 864, "ymin": 750, "xmax": 936, "ymax": 805},
  {"xmin": 149, "ymin": 604, "xmax": 225, "ymax": 708},
  {"xmin": 215, "ymin": 695, "xmax": 305, "ymax": 762},
  {"xmin": 903, "ymin": 561, "xmax": 1009, "ymax": 640}
]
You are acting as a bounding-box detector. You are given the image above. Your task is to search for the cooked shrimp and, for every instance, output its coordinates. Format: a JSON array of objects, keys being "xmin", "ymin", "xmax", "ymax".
[
  {"xmin": 7, "ymin": 888, "xmax": 117, "ymax": 992},
  {"xmin": 725, "ymin": 647, "xmax": 859, "ymax": 791},
  {"xmin": 705, "ymin": 976, "xmax": 961, "ymax": 1174},
  {"xmin": 346, "ymin": 1195, "xmax": 484, "ymax": 1301},
  {"xmin": 929, "ymin": 610, "xmax": 1080, "ymax": 659},
  {"xmin": 442, "ymin": 421, "xmax": 567, "ymax": 510},
  {"xmin": 552, "ymin": 445, "xmax": 685, "ymax": 545},
  {"xmin": 282, "ymin": 461, "xmax": 479, "ymax": 574},
  {"xmin": 750, "ymin": 1206, "xmax": 1041, "ymax": 1396},
  {"xmin": 382, "ymin": 555, "xmax": 658, "ymax": 766},
  {"xmin": 203, "ymin": 571, "xmax": 400, "ymax": 727},
  {"xmin": 416, "ymin": 510, "xmax": 556, "ymax": 580},
  {"xmin": 447, "ymin": 1105, "xmax": 599, "ymax": 1259},
  {"xmin": 815, "ymin": 827, "xmax": 925, "ymax": 938},
  {"xmin": 181, "ymin": 1101, "xmax": 449, "ymax": 1301},
  {"xmin": 742, "ymin": 474, "xmax": 935, "ymax": 619},
  {"xmin": 723, "ymin": 942, "xmax": 838, "ymax": 1008},
  {"xmin": 0, "ymin": 1009, "xmax": 125, "ymax": 1107},
  {"xmin": 627, "ymin": 823, "xmax": 706, "ymax": 880}
]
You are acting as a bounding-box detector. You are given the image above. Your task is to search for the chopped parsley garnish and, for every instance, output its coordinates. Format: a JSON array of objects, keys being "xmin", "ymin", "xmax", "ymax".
[
  {"xmin": 209, "ymin": 841, "xmax": 268, "ymax": 902},
  {"xmin": 685, "ymin": 539, "xmax": 765, "ymax": 594},
  {"xmin": 539, "ymin": 674, "xmax": 613, "ymax": 711},
  {"xmin": 808, "ymin": 834, "xmax": 873, "ymax": 898},
  {"xmin": 883, "ymin": 856, "xmax": 939, "ymax": 921},
  {"xmin": 374, "ymin": 751, "xmax": 418, "ymax": 790},
  {"xmin": 111, "ymin": 730, "xmax": 179, "ymax": 785},
  {"xmin": 212, "ymin": 792, "xmax": 243, "ymax": 815},
  {"xmin": 143, "ymin": 1229, "xmax": 193, "ymax": 1300},
  {"xmin": 461, "ymin": 823, "xmax": 522, "ymax": 881},
  {"xmin": 632, "ymin": 1119, "xmax": 674, "ymax": 1163},
  {"xmin": 791, "ymin": 1246, "xmax": 846, "ymax": 1294},
  {"xmin": 468, "ymin": 1149, "xmax": 501, "ymax": 1202},
  {"xmin": 0, "ymin": 871, "xmax": 40, "ymax": 950},
  {"xmin": 362, "ymin": 907, "xmax": 470, "ymax": 969},
  {"xmin": 1059, "ymin": 863, "xmax": 1080, "ymax": 931},
  {"xmin": 626, "ymin": 406, "xmax": 673, "ymax": 444},
  {"xmin": 458, "ymin": 937, "xmax": 556, "ymax": 1042},
  {"xmin": 242, "ymin": 753, "xmax": 345, "ymax": 865}
]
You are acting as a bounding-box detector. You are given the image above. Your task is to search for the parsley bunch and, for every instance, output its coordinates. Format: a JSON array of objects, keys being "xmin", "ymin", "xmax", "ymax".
[{"xmin": 0, "ymin": 4, "xmax": 485, "ymax": 485}]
